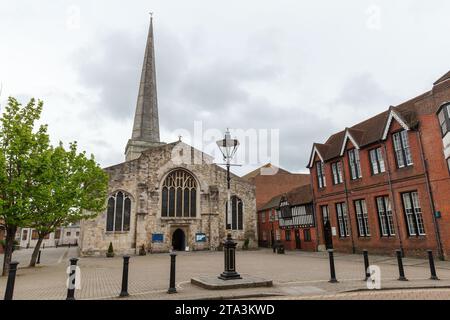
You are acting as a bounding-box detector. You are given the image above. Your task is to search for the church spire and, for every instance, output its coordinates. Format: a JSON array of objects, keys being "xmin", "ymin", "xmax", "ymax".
[
  {"xmin": 125, "ymin": 15, "xmax": 164, "ymax": 161},
  {"xmin": 132, "ymin": 14, "xmax": 160, "ymax": 142}
]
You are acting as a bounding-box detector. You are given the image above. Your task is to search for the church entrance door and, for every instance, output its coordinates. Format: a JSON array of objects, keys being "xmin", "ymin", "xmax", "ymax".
[{"xmin": 172, "ymin": 228, "xmax": 186, "ymax": 251}]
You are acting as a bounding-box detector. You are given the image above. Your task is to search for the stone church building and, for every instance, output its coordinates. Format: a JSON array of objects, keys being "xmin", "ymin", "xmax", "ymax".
[{"xmin": 79, "ymin": 18, "xmax": 257, "ymax": 255}]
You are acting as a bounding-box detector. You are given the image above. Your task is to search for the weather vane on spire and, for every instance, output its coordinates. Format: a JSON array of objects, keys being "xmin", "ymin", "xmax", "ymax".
[{"xmin": 149, "ymin": 12, "xmax": 153, "ymax": 18}]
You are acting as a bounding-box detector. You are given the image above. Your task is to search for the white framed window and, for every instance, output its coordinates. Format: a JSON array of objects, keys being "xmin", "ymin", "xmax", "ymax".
[
  {"xmin": 336, "ymin": 202, "xmax": 350, "ymax": 237},
  {"xmin": 376, "ymin": 196, "xmax": 396, "ymax": 237},
  {"xmin": 393, "ymin": 130, "xmax": 413, "ymax": 168},
  {"xmin": 447, "ymin": 157, "xmax": 450, "ymax": 172},
  {"xmin": 331, "ymin": 161, "xmax": 343, "ymax": 184},
  {"xmin": 348, "ymin": 149, "xmax": 362, "ymax": 179},
  {"xmin": 402, "ymin": 192, "xmax": 425, "ymax": 236},
  {"xmin": 316, "ymin": 161, "xmax": 326, "ymax": 188},
  {"xmin": 370, "ymin": 147, "xmax": 386, "ymax": 175},
  {"xmin": 321, "ymin": 205, "xmax": 330, "ymax": 223},
  {"xmin": 438, "ymin": 104, "xmax": 450, "ymax": 137},
  {"xmin": 354, "ymin": 199, "xmax": 370, "ymax": 237}
]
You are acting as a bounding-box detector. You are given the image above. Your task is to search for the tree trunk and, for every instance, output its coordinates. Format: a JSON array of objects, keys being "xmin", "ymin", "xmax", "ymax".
[
  {"xmin": 29, "ymin": 236, "xmax": 45, "ymax": 267},
  {"xmin": 1, "ymin": 225, "xmax": 17, "ymax": 277}
]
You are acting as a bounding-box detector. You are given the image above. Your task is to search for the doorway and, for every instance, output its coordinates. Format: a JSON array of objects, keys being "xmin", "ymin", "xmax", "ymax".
[
  {"xmin": 323, "ymin": 220, "xmax": 333, "ymax": 249},
  {"xmin": 172, "ymin": 228, "xmax": 186, "ymax": 251},
  {"xmin": 294, "ymin": 229, "xmax": 301, "ymax": 249}
]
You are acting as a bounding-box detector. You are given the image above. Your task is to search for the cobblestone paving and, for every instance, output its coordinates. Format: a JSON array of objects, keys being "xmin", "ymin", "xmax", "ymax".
[{"xmin": 1, "ymin": 249, "xmax": 449, "ymax": 300}]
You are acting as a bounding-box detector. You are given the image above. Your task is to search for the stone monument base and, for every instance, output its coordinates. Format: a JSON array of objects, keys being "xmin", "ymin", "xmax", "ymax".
[{"xmin": 191, "ymin": 274, "xmax": 273, "ymax": 290}]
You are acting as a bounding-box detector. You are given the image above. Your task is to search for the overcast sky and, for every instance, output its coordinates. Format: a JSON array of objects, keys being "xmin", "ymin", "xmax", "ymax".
[{"xmin": 1, "ymin": 0, "xmax": 449, "ymax": 175}]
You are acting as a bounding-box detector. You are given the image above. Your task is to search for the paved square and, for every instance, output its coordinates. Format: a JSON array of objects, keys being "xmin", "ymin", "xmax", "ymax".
[{"xmin": 1, "ymin": 248, "xmax": 450, "ymax": 300}]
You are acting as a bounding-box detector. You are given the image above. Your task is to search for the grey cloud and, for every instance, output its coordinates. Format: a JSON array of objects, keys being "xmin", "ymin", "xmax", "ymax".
[{"xmin": 336, "ymin": 72, "xmax": 396, "ymax": 110}]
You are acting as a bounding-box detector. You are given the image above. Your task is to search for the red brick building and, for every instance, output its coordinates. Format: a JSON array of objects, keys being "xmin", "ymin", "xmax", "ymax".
[
  {"xmin": 257, "ymin": 185, "xmax": 317, "ymax": 251},
  {"xmin": 307, "ymin": 71, "xmax": 450, "ymax": 259},
  {"xmin": 242, "ymin": 163, "xmax": 310, "ymax": 210}
]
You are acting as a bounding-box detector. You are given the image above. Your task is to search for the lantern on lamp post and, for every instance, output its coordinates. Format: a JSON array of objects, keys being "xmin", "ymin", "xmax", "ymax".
[
  {"xmin": 216, "ymin": 130, "xmax": 239, "ymax": 227},
  {"xmin": 216, "ymin": 129, "xmax": 242, "ymax": 280}
]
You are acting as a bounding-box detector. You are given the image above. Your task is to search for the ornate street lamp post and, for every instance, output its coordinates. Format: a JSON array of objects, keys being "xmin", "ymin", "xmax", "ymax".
[{"xmin": 216, "ymin": 129, "xmax": 242, "ymax": 280}]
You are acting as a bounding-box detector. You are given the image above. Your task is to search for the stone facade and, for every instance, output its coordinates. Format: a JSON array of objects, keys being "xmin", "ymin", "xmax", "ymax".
[{"xmin": 80, "ymin": 141, "xmax": 257, "ymax": 256}]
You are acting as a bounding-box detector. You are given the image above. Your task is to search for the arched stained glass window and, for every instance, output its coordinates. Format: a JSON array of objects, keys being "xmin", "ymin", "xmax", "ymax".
[
  {"xmin": 106, "ymin": 191, "xmax": 132, "ymax": 232},
  {"xmin": 161, "ymin": 169, "xmax": 197, "ymax": 218},
  {"xmin": 226, "ymin": 196, "xmax": 243, "ymax": 230}
]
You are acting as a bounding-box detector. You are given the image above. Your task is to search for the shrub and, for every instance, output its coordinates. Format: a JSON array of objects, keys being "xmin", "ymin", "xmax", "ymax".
[
  {"xmin": 106, "ymin": 242, "xmax": 114, "ymax": 258},
  {"xmin": 243, "ymin": 238, "xmax": 250, "ymax": 250},
  {"xmin": 139, "ymin": 244, "xmax": 146, "ymax": 256}
]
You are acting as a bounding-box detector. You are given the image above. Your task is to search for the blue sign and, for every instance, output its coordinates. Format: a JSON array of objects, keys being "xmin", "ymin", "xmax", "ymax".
[
  {"xmin": 196, "ymin": 233, "xmax": 206, "ymax": 242},
  {"xmin": 152, "ymin": 233, "xmax": 164, "ymax": 243}
]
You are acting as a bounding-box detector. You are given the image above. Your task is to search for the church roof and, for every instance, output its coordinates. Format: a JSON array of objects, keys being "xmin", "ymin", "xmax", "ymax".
[{"xmin": 130, "ymin": 16, "xmax": 160, "ymax": 143}]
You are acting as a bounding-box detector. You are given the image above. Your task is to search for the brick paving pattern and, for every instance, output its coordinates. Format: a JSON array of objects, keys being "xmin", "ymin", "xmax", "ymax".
[{"xmin": 1, "ymin": 248, "xmax": 450, "ymax": 300}]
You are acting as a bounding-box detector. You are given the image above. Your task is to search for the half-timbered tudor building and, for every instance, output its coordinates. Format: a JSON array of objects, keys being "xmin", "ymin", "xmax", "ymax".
[
  {"xmin": 257, "ymin": 185, "xmax": 317, "ymax": 251},
  {"xmin": 307, "ymin": 70, "xmax": 450, "ymax": 259},
  {"xmin": 277, "ymin": 185, "xmax": 317, "ymax": 251}
]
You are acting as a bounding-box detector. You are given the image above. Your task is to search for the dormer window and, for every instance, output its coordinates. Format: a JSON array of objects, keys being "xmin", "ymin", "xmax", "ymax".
[
  {"xmin": 348, "ymin": 149, "xmax": 362, "ymax": 180},
  {"xmin": 438, "ymin": 103, "xmax": 450, "ymax": 137},
  {"xmin": 316, "ymin": 161, "xmax": 326, "ymax": 188},
  {"xmin": 393, "ymin": 130, "xmax": 413, "ymax": 168}
]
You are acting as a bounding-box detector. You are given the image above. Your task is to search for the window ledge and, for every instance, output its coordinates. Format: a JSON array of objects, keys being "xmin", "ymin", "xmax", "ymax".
[
  {"xmin": 160, "ymin": 217, "xmax": 200, "ymax": 220},
  {"xmin": 408, "ymin": 235, "xmax": 427, "ymax": 240},
  {"xmin": 396, "ymin": 164, "xmax": 414, "ymax": 170},
  {"xmin": 105, "ymin": 231, "xmax": 130, "ymax": 235}
]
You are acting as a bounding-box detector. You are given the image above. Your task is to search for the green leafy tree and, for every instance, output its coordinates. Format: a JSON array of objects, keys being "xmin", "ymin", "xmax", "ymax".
[
  {"xmin": 28, "ymin": 142, "xmax": 108, "ymax": 266},
  {"xmin": 0, "ymin": 97, "xmax": 49, "ymax": 276}
]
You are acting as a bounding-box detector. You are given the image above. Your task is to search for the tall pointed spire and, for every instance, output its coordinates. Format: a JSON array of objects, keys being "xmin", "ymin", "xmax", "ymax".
[{"xmin": 125, "ymin": 15, "xmax": 164, "ymax": 161}]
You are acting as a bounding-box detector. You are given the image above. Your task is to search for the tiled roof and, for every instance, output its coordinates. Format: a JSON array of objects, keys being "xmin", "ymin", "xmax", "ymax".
[
  {"xmin": 434, "ymin": 70, "xmax": 450, "ymax": 85},
  {"xmin": 242, "ymin": 163, "xmax": 291, "ymax": 180},
  {"xmin": 259, "ymin": 194, "xmax": 283, "ymax": 211},
  {"xmin": 258, "ymin": 184, "xmax": 313, "ymax": 211},
  {"xmin": 284, "ymin": 184, "xmax": 313, "ymax": 206}
]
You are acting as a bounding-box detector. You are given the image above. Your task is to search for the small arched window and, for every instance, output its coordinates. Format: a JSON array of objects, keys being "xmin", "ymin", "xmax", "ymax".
[
  {"xmin": 226, "ymin": 196, "xmax": 243, "ymax": 230},
  {"xmin": 161, "ymin": 169, "xmax": 197, "ymax": 218},
  {"xmin": 106, "ymin": 191, "xmax": 131, "ymax": 232}
]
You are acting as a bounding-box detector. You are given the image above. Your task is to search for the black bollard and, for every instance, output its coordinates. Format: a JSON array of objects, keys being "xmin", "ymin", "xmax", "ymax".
[
  {"xmin": 43, "ymin": 243, "xmax": 45, "ymax": 250},
  {"xmin": 327, "ymin": 249, "xmax": 338, "ymax": 283},
  {"xmin": 4, "ymin": 261, "xmax": 19, "ymax": 300},
  {"xmin": 37, "ymin": 250, "xmax": 41, "ymax": 265},
  {"xmin": 168, "ymin": 252, "xmax": 177, "ymax": 294},
  {"xmin": 68, "ymin": 242, "xmax": 71, "ymax": 248},
  {"xmin": 119, "ymin": 255, "xmax": 130, "ymax": 297},
  {"xmin": 427, "ymin": 250, "xmax": 439, "ymax": 280},
  {"xmin": 396, "ymin": 250, "xmax": 408, "ymax": 281},
  {"xmin": 363, "ymin": 250, "xmax": 370, "ymax": 280},
  {"xmin": 66, "ymin": 258, "xmax": 79, "ymax": 300}
]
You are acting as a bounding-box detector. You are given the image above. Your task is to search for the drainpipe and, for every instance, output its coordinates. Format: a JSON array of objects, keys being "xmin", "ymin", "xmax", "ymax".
[
  {"xmin": 308, "ymin": 172, "xmax": 320, "ymax": 252},
  {"xmin": 382, "ymin": 142, "xmax": 405, "ymax": 256},
  {"xmin": 341, "ymin": 159, "xmax": 356, "ymax": 254},
  {"xmin": 416, "ymin": 130, "xmax": 445, "ymax": 260}
]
